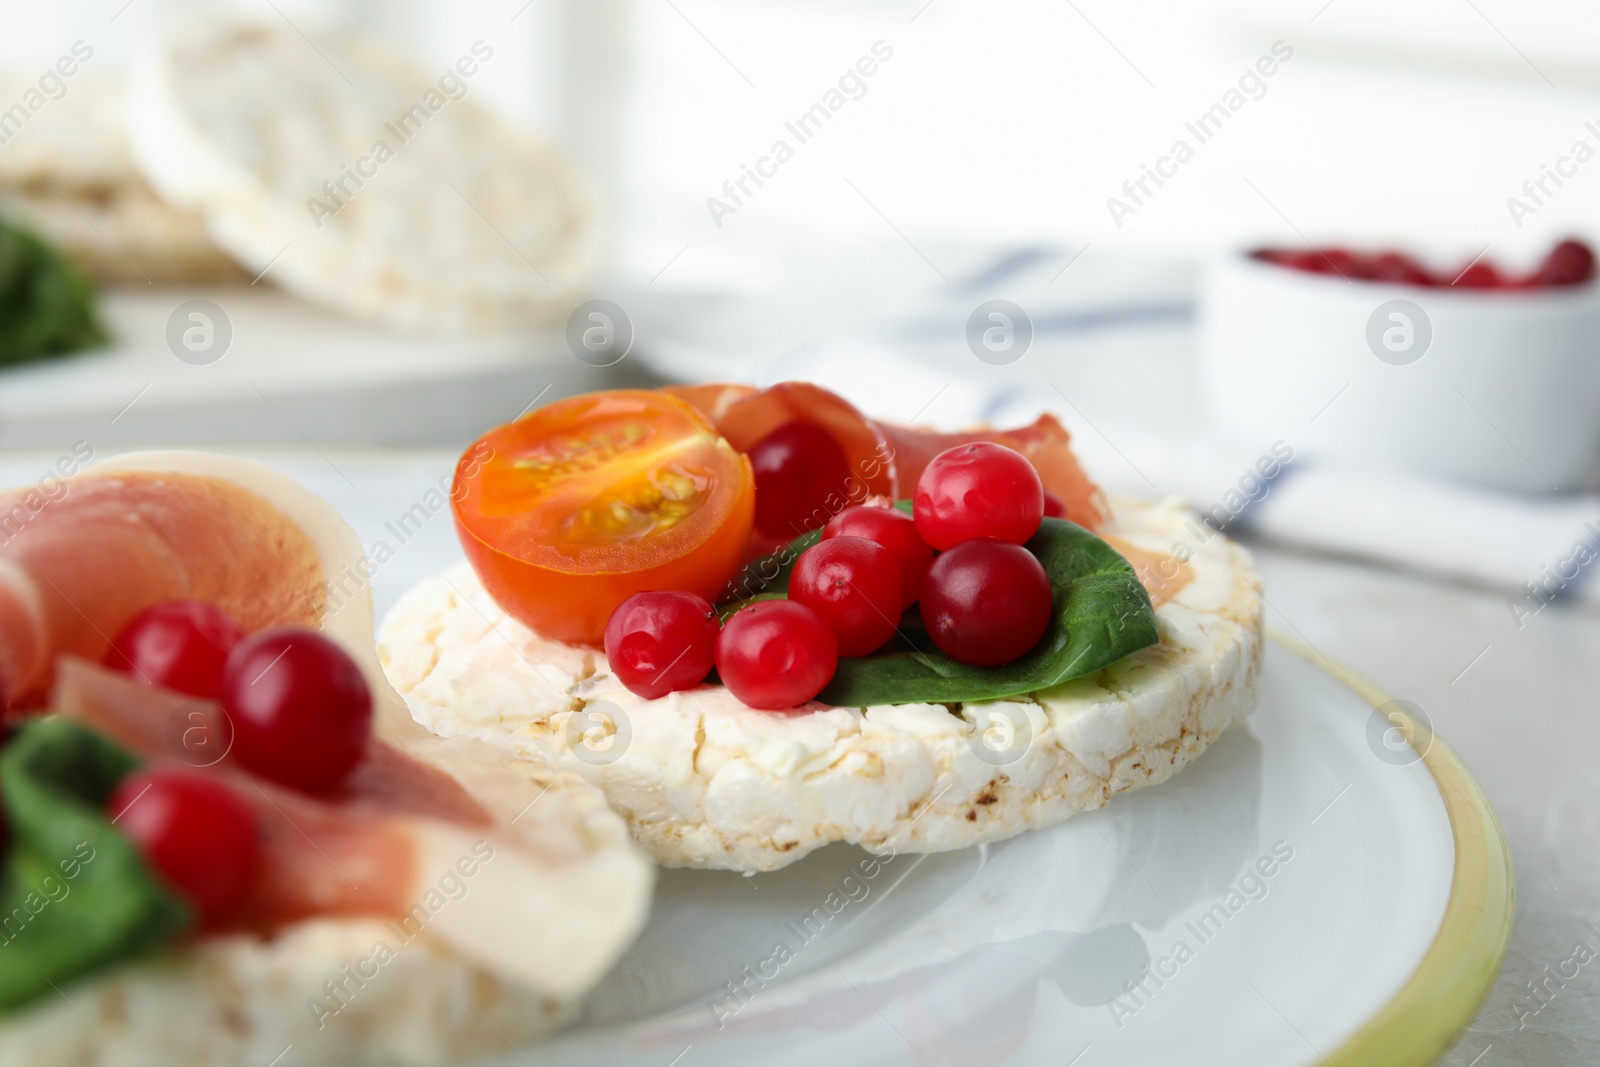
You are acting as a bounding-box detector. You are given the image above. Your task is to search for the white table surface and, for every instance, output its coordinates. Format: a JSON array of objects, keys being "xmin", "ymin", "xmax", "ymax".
[{"xmin": 0, "ymin": 446, "xmax": 1589, "ymax": 1064}]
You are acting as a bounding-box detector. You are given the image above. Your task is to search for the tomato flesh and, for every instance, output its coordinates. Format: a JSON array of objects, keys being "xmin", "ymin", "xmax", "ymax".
[{"xmin": 454, "ymin": 391, "xmax": 755, "ymax": 645}]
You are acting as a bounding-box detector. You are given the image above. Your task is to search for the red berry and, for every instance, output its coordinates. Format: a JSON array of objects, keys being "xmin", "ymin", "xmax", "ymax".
[
  {"xmin": 604, "ymin": 591, "xmax": 718, "ymax": 699},
  {"xmin": 221, "ymin": 629, "xmax": 372, "ymax": 793},
  {"xmin": 1042, "ymin": 491, "xmax": 1067, "ymax": 520},
  {"xmin": 1532, "ymin": 239, "xmax": 1596, "ymax": 287},
  {"xmin": 921, "ymin": 539, "xmax": 1052, "ymax": 667},
  {"xmin": 1370, "ymin": 252, "xmax": 1435, "ymax": 287},
  {"xmin": 790, "ymin": 537, "xmax": 902, "ymax": 657},
  {"xmin": 823, "ymin": 505, "xmax": 934, "ymax": 608},
  {"xmin": 715, "ymin": 600, "xmax": 837, "ymax": 710},
  {"xmin": 749, "ymin": 421, "xmax": 853, "ymax": 541},
  {"xmin": 105, "ymin": 601, "xmax": 244, "ymax": 698},
  {"xmin": 1452, "ymin": 261, "xmax": 1502, "ymax": 289},
  {"xmin": 1276, "ymin": 248, "xmax": 1365, "ymax": 277},
  {"xmin": 914, "ymin": 443, "xmax": 1044, "ymax": 550},
  {"xmin": 1277, "ymin": 251, "xmax": 1330, "ymax": 274},
  {"xmin": 107, "ymin": 769, "xmax": 258, "ymax": 927}
]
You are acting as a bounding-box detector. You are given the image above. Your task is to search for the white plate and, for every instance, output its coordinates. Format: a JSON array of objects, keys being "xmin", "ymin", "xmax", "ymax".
[
  {"xmin": 509, "ymin": 641, "xmax": 1504, "ymax": 1067},
  {"xmin": 5, "ymin": 452, "xmax": 1506, "ymax": 1067}
]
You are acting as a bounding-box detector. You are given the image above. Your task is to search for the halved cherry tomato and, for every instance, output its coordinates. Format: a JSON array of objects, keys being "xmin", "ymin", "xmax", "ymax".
[{"xmin": 453, "ymin": 390, "xmax": 755, "ymax": 645}]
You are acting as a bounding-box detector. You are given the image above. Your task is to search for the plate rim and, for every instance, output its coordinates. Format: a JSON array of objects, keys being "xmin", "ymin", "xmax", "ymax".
[{"xmin": 1272, "ymin": 633, "xmax": 1514, "ymax": 1067}]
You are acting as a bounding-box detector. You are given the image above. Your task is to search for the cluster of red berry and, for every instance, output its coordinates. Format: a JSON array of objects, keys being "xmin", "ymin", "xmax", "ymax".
[
  {"xmin": 1252, "ymin": 238, "xmax": 1595, "ymax": 289},
  {"xmin": 99, "ymin": 602, "xmax": 374, "ymax": 925},
  {"xmin": 604, "ymin": 441, "xmax": 1065, "ymax": 710}
]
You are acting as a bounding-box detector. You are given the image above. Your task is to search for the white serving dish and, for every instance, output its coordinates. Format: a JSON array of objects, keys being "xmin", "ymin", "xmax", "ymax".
[
  {"xmin": 1198, "ymin": 252, "xmax": 1600, "ymax": 493},
  {"xmin": 0, "ymin": 449, "xmax": 1509, "ymax": 1067}
]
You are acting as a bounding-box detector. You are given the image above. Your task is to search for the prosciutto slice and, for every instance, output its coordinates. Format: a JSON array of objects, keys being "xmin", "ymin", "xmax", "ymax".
[
  {"xmin": 0, "ymin": 470, "xmax": 324, "ymax": 706},
  {"xmin": 666, "ymin": 382, "xmax": 1200, "ymax": 604},
  {"xmin": 6, "ymin": 451, "xmax": 652, "ymax": 998},
  {"xmin": 665, "ymin": 380, "xmax": 1110, "ymax": 530}
]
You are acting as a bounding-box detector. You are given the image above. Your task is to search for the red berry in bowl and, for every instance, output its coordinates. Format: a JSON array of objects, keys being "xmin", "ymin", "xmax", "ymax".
[
  {"xmin": 108, "ymin": 769, "xmax": 258, "ymax": 927},
  {"xmin": 1451, "ymin": 261, "xmax": 1502, "ymax": 288},
  {"xmin": 604, "ymin": 591, "xmax": 719, "ymax": 699},
  {"xmin": 105, "ymin": 600, "xmax": 244, "ymax": 698},
  {"xmin": 1532, "ymin": 239, "xmax": 1596, "ymax": 287},
  {"xmin": 221, "ymin": 629, "xmax": 372, "ymax": 793},
  {"xmin": 823, "ymin": 504, "xmax": 934, "ymax": 608},
  {"xmin": 716, "ymin": 600, "xmax": 837, "ymax": 710},
  {"xmin": 921, "ymin": 539, "xmax": 1052, "ymax": 667},
  {"xmin": 1278, "ymin": 250, "xmax": 1334, "ymax": 274},
  {"xmin": 749, "ymin": 421, "xmax": 853, "ymax": 540},
  {"xmin": 790, "ymin": 537, "xmax": 902, "ymax": 657},
  {"xmin": 1318, "ymin": 248, "xmax": 1362, "ymax": 276},
  {"xmin": 1370, "ymin": 252, "xmax": 1435, "ymax": 287},
  {"xmin": 1042, "ymin": 491, "xmax": 1068, "ymax": 520},
  {"xmin": 913, "ymin": 442, "xmax": 1044, "ymax": 551}
]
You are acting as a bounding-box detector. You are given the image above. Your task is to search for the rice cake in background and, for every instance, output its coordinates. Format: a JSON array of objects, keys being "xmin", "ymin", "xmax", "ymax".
[
  {"xmin": 128, "ymin": 22, "xmax": 594, "ymax": 334},
  {"xmin": 0, "ymin": 78, "xmax": 243, "ymax": 286}
]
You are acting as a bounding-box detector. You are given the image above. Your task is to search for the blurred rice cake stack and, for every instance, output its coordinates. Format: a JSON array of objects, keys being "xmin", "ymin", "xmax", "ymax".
[
  {"xmin": 127, "ymin": 22, "xmax": 594, "ymax": 333},
  {"xmin": 0, "ymin": 78, "xmax": 242, "ymax": 285}
]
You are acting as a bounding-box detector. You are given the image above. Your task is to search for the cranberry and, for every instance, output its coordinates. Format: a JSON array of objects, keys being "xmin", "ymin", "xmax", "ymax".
[
  {"xmin": 221, "ymin": 629, "xmax": 372, "ymax": 793},
  {"xmin": 1278, "ymin": 250, "xmax": 1334, "ymax": 274},
  {"xmin": 715, "ymin": 600, "xmax": 837, "ymax": 709},
  {"xmin": 1452, "ymin": 261, "xmax": 1502, "ymax": 288},
  {"xmin": 1318, "ymin": 248, "xmax": 1361, "ymax": 276},
  {"xmin": 921, "ymin": 539, "xmax": 1052, "ymax": 667},
  {"xmin": 108, "ymin": 769, "xmax": 258, "ymax": 927},
  {"xmin": 105, "ymin": 601, "xmax": 244, "ymax": 698},
  {"xmin": 1532, "ymin": 239, "xmax": 1596, "ymax": 287},
  {"xmin": 1370, "ymin": 252, "xmax": 1435, "ymax": 287},
  {"xmin": 604, "ymin": 591, "xmax": 719, "ymax": 699},
  {"xmin": 1042, "ymin": 491, "xmax": 1067, "ymax": 520},
  {"xmin": 913, "ymin": 442, "xmax": 1044, "ymax": 550},
  {"xmin": 749, "ymin": 421, "xmax": 853, "ymax": 540},
  {"xmin": 823, "ymin": 504, "xmax": 934, "ymax": 608},
  {"xmin": 790, "ymin": 537, "xmax": 902, "ymax": 657}
]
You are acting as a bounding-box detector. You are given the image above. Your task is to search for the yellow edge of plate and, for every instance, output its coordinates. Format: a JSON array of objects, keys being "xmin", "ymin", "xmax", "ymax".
[{"xmin": 1270, "ymin": 632, "xmax": 1515, "ymax": 1067}]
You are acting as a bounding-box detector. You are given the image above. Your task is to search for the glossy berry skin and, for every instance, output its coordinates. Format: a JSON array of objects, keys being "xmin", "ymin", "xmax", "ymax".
[
  {"xmin": 221, "ymin": 629, "xmax": 372, "ymax": 794},
  {"xmin": 604, "ymin": 591, "xmax": 719, "ymax": 699},
  {"xmin": 913, "ymin": 442, "xmax": 1044, "ymax": 550},
  {"xmin": 790, "ymin": 537, "xmax": 902, "ymax": 657},
  {"xmin": 1041, "ymin": 492, "xmax": 1067, "ymax": 521},
  {"xmin": 748, "ymin": 421, "xmax": 853, "ymax": 540},
  {"xmin": 106, "ymin": 600, "xmax": 245, "ymax": 698},
  {"xmin": 822, "ymin": 504, "xmax": 933, "ymax": 608},
  {"xmin": 920, "ymin": 539, "xmax": 1052, "ymax": 667},
  {"xmin": 715, "ymin": 600, "xmax": 837, "ymax": 710},
  {"xmin": 1533, "ymin": 239, "xmax": 1597, "ymax": 287},
  {"xmin": 107, "ymin": 769, "xmax": 258, "ymax": 927}
]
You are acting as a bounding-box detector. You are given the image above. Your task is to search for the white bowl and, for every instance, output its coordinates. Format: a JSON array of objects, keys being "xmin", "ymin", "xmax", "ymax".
[{"xmin": 1198, "ymin": 252, "xmax": 1600, "ymax": 493}]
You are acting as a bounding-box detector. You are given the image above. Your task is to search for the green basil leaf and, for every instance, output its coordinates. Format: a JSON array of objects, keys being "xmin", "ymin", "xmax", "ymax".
[
  {"xmin": 724, "ymin": 509, "xmax": 1159, "ymax": 706},
  {"xmin": 0, "ymin": 719, "xmax": 190, "ymax": 1011},
  {"xmin": 0, "ymin": 214, "xmax": 108, "ymax": 368},
  {"xmin": 823, "ymin": 518, "xmax": 1158, "ymax": 704}
]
